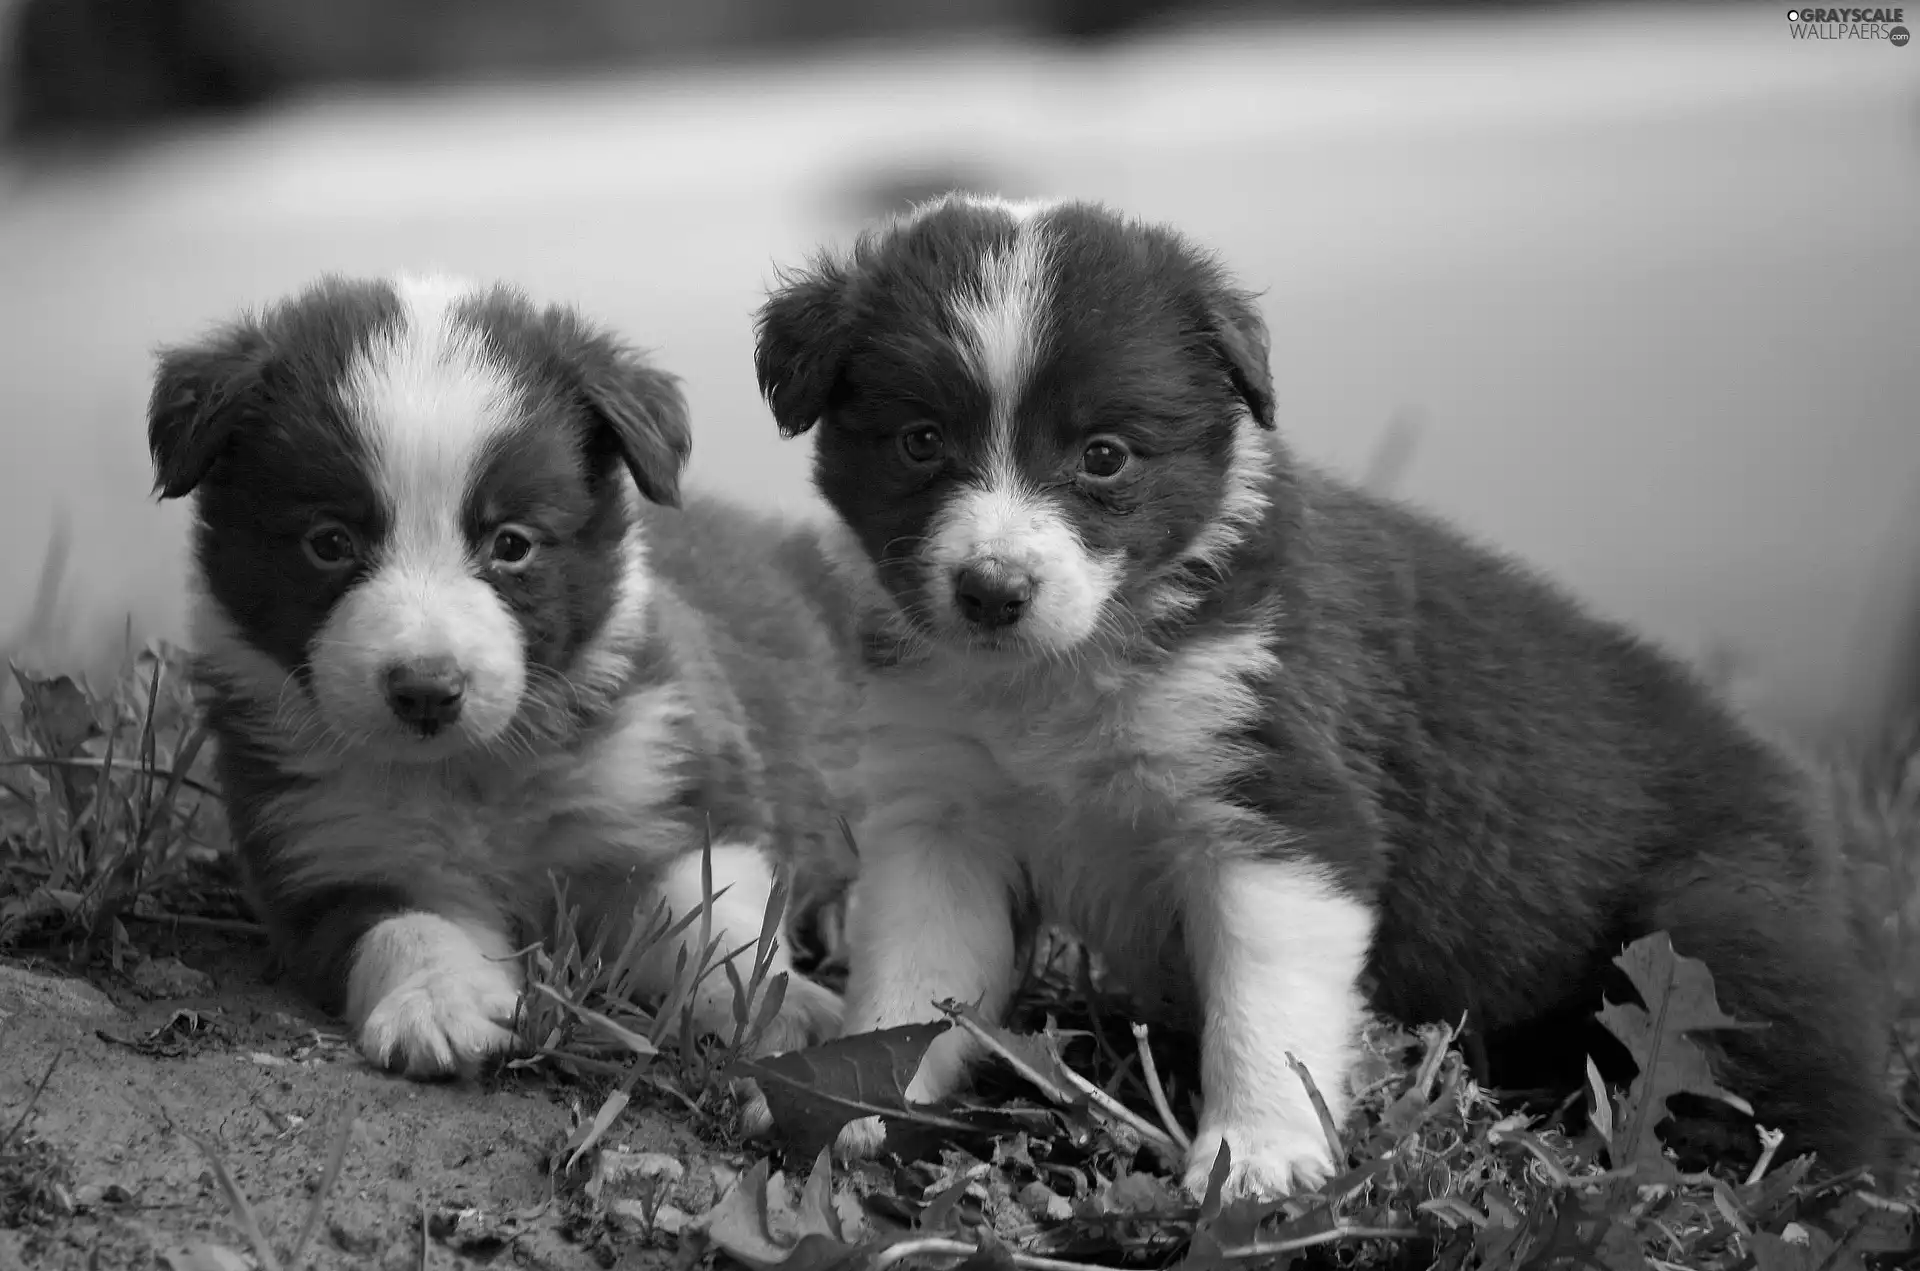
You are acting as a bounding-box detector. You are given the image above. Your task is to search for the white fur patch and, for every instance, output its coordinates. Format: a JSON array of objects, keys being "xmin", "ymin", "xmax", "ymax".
[
  {"xmin": 348, "ymin": 911, "xmax": 523, "ymax": 1078},
  {"xmin": 189, "ymin": 586, "xmax": 326, "ymax": 747},
  {"xmin": 634, "ymin": 843, "xmax": 843, "ymax": 1056},
  {"xmin": 833, "ymin": 722, "xmax": 1026, "ymax": 1161},
  {"xmin": 950, "ymin": 212, "xmax": 1052, "ymax": 468},
  {"xmin": 919, "ymin": 201, "xmax": 1134, "ymax": 658},
  {"xmin": 1175, "ymin": 418, "xmax": 1276, "ymax": 588},
  {"xmin": 923, "ymin": 481, "xmax": 1123, "ymax": 654},
  {"xmin": 1183, "ymin": 857, "xmax": 1374, "ymax": 1199},
  {"xmin": 308, "ymin": 274, "xmax": 529, "ymax": 759},
  {"xmin": 1117, "ymin": 627, "xmax": 1280, "ymax": 807},
  {"xmin": 249, "ymin": 679, "xmax": 700, "ymax": 895},
  {"xmin": 566, "ymin": 486, "xmax": 655, "ymax": 702}
]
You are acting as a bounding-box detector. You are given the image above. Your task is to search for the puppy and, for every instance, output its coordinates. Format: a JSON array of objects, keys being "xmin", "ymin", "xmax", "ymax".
[
  {"xmin": 752, "ymin": 195, "xmax": 1894, "ymax": 1198},
  {"xmin": 146, "ymin": 274, "xmax": 859, "ymax": 1079}
]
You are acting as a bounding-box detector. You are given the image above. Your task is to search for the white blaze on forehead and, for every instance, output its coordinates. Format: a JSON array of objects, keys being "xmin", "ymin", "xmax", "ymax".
[
  {"xmin": 309, "ymin": 272, "xmax": 530, "ymax": 756},
  {"xmin": 924, "ymin": 203, "xmax": 1134, "ymax": 654},
  {"xmin": 948, "ymin": 204, "xmax": 1053, "ymax": 480},
  {"xmin": 345, "ymin": 273, "xmax": 522, "ymax": 548}
]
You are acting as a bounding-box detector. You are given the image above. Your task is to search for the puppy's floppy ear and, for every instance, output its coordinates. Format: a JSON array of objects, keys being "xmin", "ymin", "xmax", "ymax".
[
  {"xmin": 565, "ymin": 327, "xmax": 693, "ymax": 509},
  {"xmin": 147, "ymin": 322, "xmax": 270, "ymax": 500},
  {"xmin": 1202, "ymin": 284, "xmax": 1277, "ymax": 431},
  {"xmin": 755, "ymin": 256, "xmax": 852, "ymax": 439}
]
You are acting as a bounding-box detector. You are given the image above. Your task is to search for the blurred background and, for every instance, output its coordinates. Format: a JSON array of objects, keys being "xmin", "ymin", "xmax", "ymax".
[{"xmin": 0, "ymin": 0, "xmax": 1915, "ymax": 743}]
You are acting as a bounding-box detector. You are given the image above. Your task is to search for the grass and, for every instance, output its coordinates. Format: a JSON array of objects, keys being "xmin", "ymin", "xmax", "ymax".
[
  {"xmin": 0, "ymin": 642, "xmax": 227, "ymax": 967},
  {"xmin": 0, "ymin": 1046, "xmax": 77, "ymax": 1231},
  {"xmin": 2, "ymin": 596, "xmax": 1919, "ymax": 1268}
]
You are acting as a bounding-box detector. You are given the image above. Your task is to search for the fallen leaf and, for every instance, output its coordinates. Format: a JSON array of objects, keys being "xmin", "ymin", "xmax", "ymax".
[
  {"xmin": 1595, "ymin": 932, "xmax": 1765, "ymax": 1185},
  {"xmin": 915, "ymin": 1173, "xmax": 974, "ymax": 1235},
  {"xmin": 1017, "ymin": 1181, "xmax": 1073, "ymax": 1223},
  {"xmin": 696, "ymin": 1156, "xmax": 894, "ymax": 1271},
  {"xmin": 587, "ymin": 1146, "xmax": 684, "ymax": 1205},
  {"xmin": 14, "ymin": 671, "xmax": 101, "ymax": 757},
  {"xmin": 727, "ymin": 1022, "xmax": 972, "ymax": 1160},
  {"xmin": 1082, "ymin": 1169, "xmax": 1181, "ymax": 1218},
  {"xmin": 698, "ymin": 1159, "xmax": 794, "ymax": 1270},
  {"xmin": 796, "ymin": 1146, "xmax": 847, "ymax": 1243}
]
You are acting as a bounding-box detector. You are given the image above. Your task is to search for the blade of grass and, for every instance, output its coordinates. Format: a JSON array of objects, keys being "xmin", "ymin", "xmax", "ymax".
[
  {"xmin": 1, "ymin": 1047, "xmax": 65, "ymax": 1152},
  {"xmin": 563, "ymin": 1088, "xmax": 631, "ymax": 1175},
  {"xmin": 186, "ymin": 1133, "xmax": 285, "ymax": 1271},
  {"xmin": 0, "ymin": 753, "xmax": 221, "ymax": 800},
  {"xmin": 530, "ymin": 983, "xmax": 659, "ymax": 1059},
  {"xmin": 287, "ymin": 1097, "xmax": 358, "ymax": 1269}
]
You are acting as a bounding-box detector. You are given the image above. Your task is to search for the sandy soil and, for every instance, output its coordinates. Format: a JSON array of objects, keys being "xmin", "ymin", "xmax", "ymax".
[{"xmin": 0, "ymin": 933, "xmax": 737, "ymax": 1270}]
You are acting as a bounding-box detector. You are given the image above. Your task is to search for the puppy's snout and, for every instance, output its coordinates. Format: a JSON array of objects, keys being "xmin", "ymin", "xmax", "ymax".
[
  {"xmin": 383, "ymin": 657, "xmax": 468, "ymax": 734},
  {"xmin": 954, "ymin": 565, "xmax": 1034, "ymax": 630}
]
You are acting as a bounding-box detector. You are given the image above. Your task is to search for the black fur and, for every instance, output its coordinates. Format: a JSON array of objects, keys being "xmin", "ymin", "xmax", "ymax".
[
  {"xmin": 459, "ymin": 288, "xmax": 692, "ymax": 509},
  {"xmin": 756, "ymin": 197, "xmax": 1897, "ymax": 1177},
  {"xmin": 149, "ymin": 277, "xmax": 399, "ymax": 675}
]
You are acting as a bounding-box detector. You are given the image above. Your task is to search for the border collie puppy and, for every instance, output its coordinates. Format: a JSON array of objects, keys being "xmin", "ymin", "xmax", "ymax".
[
  {"xmin": 752, "ymin": 196, "xmax": 1893, "ymax": 1198},
  {"xmin": 146, "ymin": 275, "xmax": 858, "ymax": 1079}
]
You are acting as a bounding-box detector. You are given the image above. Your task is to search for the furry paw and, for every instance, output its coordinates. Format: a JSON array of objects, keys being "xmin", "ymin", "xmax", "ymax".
[
  {"xmin": 745, "ymin": 971, "xmax": 845, "ymax": 1057},
  {"xmin": 1182, "ymin": 1122, "xmax": 1337, "ymax": 1202},
  {"xmin": 732, "ymin": 973, "xmax": 846, "ymax": 1140},
  {"xmin": 833, "ymin": 1114, "xmax": 888, "ymax": 1162},
  {"xmin": 358, "ymin": 962, "xmax": 521, "ymax": 1080}
]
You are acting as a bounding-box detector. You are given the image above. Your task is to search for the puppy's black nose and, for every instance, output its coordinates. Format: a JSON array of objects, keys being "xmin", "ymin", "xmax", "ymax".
[
  {"xmin": 384, "ymin": 658, "xmax": 467, "ymax": 733},
  {"xmin": 954, "ymin": 567, "xmax": 1033, "ymax": 630}
]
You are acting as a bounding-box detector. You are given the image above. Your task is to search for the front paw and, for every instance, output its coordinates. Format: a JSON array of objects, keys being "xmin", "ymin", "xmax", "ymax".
[
  {"xmin": 731, "ymin": 973, "xmax": 846, "ymax": 1140},
  {"xmin": 1183, "ymin": 1121, "xmax": 1338, "ymax": 1202},
  {"xmin": 358, "ymin": 963, "xmax": 522, "ymax": 1079},
  {"xmin": 833, "ymin": 1114, "xmax": 888, "ymax": 1162},
  {"xmin": 745, "ymin": 972, "xmax": 844, "ymax": 1057}
]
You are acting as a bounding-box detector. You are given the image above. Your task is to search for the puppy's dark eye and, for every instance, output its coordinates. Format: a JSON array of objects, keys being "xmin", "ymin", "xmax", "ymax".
[
  {"xmin": 899, "ymin": 425, "xmax": 944, "ymax": 465},
  {"xmin": 1081, "ymin": 440, "xmax": 1131, "ymax": 480},
  {"xmin": 303, "ymin": 524, "xmax": 358, "ymax": 570},
  {"xmin": 490, "ymin": 527, "xmax": 537, "ymax": 569}
]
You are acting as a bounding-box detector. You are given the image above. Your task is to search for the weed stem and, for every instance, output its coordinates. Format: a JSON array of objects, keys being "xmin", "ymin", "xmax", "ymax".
[
  {"xmin": 1129, "ymin": 1024, "xmax": 1191, "ymax": 1152},
  {"xmin": 947, "ymin": 1010, "xmax": 1182, "ymax": 1167}
]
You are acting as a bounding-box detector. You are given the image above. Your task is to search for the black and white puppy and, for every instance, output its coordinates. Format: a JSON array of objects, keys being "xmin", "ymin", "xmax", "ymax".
[
  {"xmin": 147, "ymin": 274, "xmax": 858, "ymax": 1078},
  {"xmin": 753, "ymin": 196, "xmax": 1893, "ymax": 1197}
]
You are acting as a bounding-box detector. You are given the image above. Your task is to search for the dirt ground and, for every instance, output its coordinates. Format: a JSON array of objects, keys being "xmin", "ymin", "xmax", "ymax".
[{"xmin": 0, "ymin": 931, "xmax": 742, "ymax": 1270}]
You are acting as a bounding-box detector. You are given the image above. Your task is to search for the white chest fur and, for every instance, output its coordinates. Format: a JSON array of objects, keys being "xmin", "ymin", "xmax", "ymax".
[
  {"xmin": 856, "ymin": 627, "xmax": 1279, "ymax": 978},
  {"xmin": 251, "ymin": 681, "xmax": 698, "ymax": 901}
]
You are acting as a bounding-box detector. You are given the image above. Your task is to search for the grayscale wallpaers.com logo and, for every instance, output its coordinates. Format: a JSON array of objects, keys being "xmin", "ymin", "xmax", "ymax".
[{"xmin": 1787, "ymin": 7, "xmax": 1910, "ymax": 42}]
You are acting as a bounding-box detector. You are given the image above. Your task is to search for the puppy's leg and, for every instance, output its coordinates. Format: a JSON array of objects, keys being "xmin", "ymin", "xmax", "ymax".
[
  {"xmin": 349, "ymin": 908, "xmax": 524, "ymax": 1079},
  {"xmin": 832, "ymin": 797, "xmax": 1023, "ymax": 1161},
  {"xmin": 1183, "ymin": 855, "xmax": 1375, "ymax": 1200},
  {"xmin": 627, "ymin": 841, "xmax": 844, "ymax": 1055},
  {"xmin": 246, "ymin": 853, "xmax": 522, "ymax": 1080}
]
